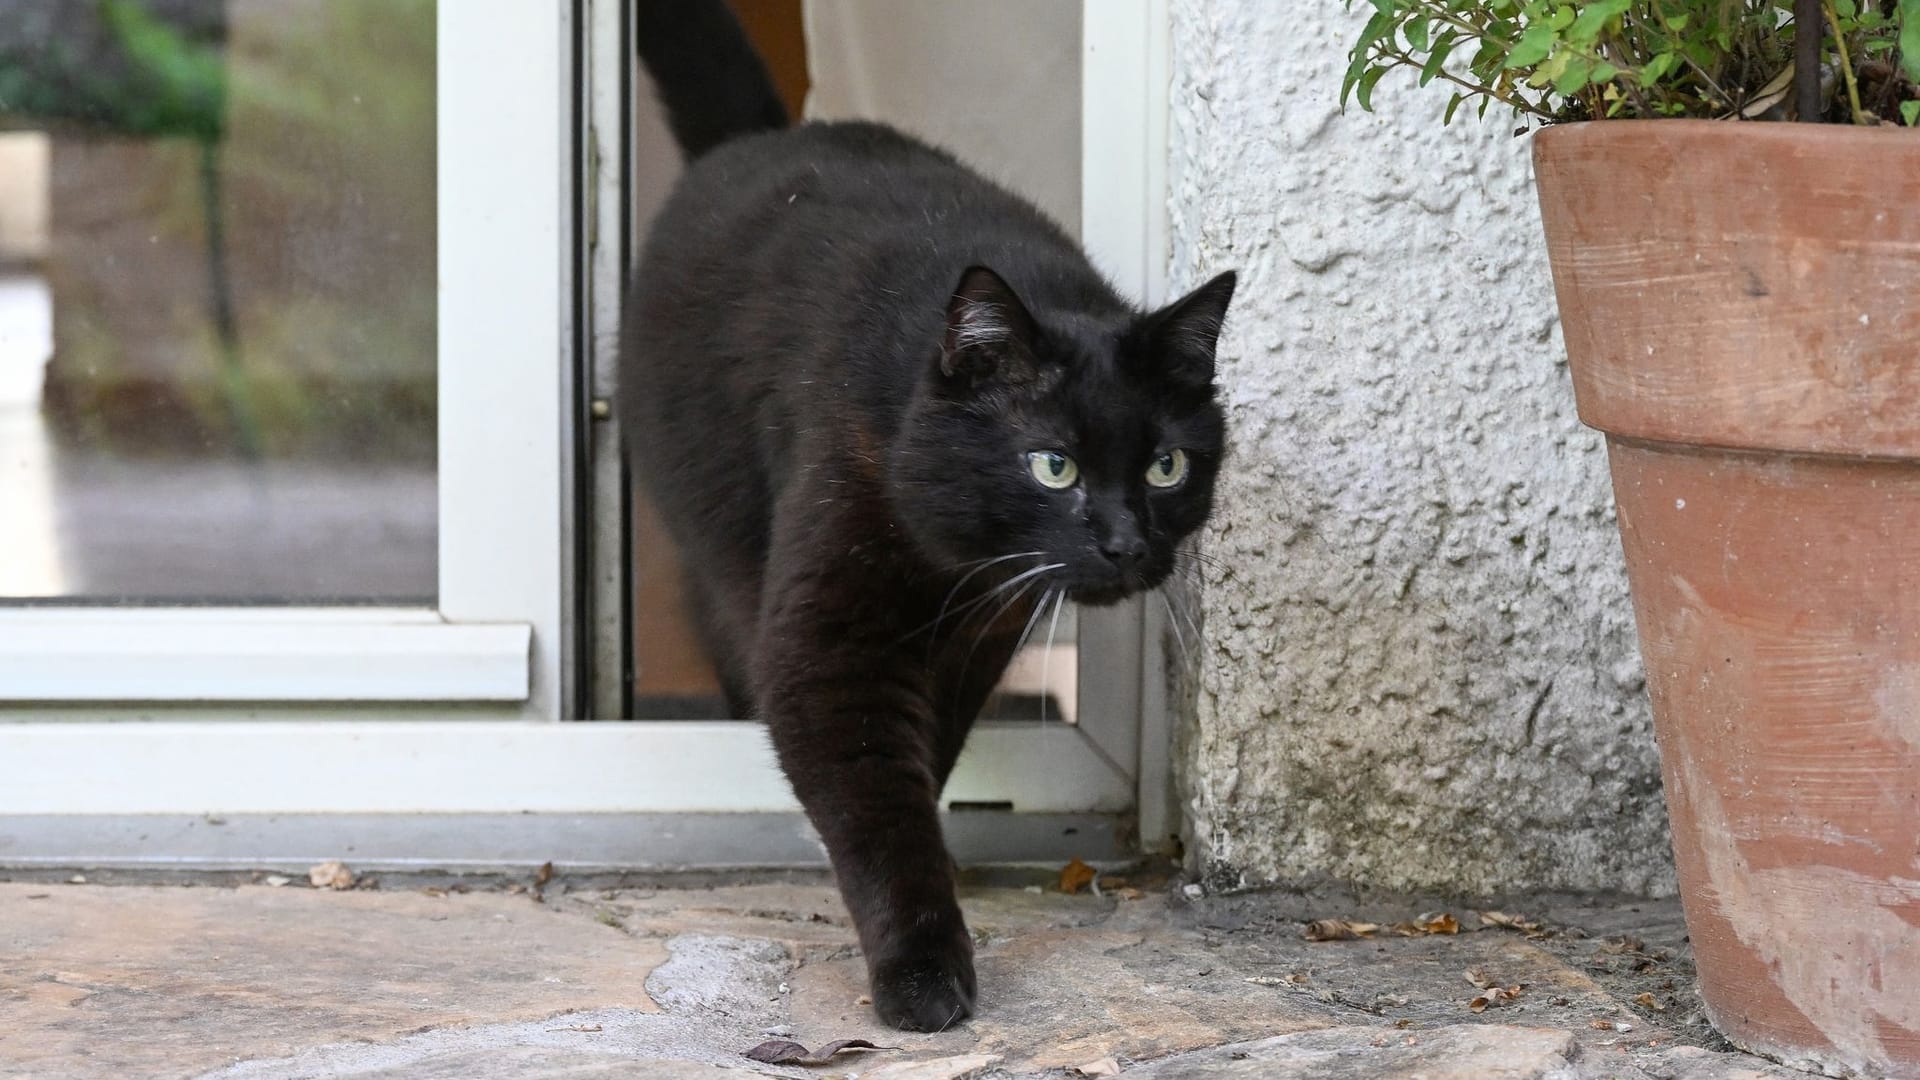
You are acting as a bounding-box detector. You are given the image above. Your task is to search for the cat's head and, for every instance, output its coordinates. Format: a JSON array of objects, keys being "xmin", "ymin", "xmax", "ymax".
[{"xmin": 890, "ymin": 265, "xmax": 1236, "ymax": 606}]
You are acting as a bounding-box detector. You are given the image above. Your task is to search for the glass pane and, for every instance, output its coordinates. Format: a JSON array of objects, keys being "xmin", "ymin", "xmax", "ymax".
[
  {"xmin": 0, "ymin": 0, "xmax": 437, "ymax": 604},
  {"xmin": 629, "ymin": 0, "xmax": 1080, "ymax": 724}
]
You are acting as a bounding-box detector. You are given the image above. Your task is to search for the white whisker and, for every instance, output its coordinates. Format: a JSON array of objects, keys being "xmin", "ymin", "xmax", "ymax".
[{"xmin": 1039, "ymin": 590, "xmax": 1065, "ymax": 725}]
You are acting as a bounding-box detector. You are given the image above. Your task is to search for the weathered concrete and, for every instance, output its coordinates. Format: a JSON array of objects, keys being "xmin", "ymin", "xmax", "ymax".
[
  {"xmin": 0, "ymin": 876, "xmax": 1801, "ymax": 1079},
  {"xmin": 1165, "ymin": 0, "xmax": 1672, "ymax": 897}
]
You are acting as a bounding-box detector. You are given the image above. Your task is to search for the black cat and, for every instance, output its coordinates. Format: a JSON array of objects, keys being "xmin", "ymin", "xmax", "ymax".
[{"xmin": 624, "ymin": 0, "xmax": 1236, "ymax": 1031}]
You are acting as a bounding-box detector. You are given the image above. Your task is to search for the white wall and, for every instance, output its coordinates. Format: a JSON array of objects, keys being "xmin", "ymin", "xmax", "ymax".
[{"xmin": 1167, "ymin": 0, "xmax": 1674, "ymax": 896}]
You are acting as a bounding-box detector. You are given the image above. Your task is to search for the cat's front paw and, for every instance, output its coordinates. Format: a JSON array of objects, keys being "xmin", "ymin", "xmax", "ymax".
[{"xmin": 868, "ymin": 925, "xmax": 977, "ymax": 1032}]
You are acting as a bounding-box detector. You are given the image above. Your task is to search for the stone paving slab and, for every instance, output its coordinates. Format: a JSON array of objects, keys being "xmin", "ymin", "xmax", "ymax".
[{"xmin": 0, "ymin": 876, "xmax": 1808, "ymax": 1079}]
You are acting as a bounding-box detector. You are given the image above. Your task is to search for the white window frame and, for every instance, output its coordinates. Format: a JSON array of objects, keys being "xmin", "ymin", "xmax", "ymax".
[
  {"xmin": 0, "ymin": 0, "xmax": 568, "ymax": 717},
  {"xmin": 0, "ymin": 0, "xmax": 1173, "ymax": 867}
]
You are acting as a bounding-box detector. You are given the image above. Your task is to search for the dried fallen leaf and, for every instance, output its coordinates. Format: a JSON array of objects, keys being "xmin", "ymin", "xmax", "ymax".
[
  {"xmin": 855, "ymin": 994, "xmax": 872, "ymax": 1006},
  {"xmin": 1478, "ymin": 910, "xmax": 1543, "ymax": 933},
  {"xmin": 1468, "ymin": 985, "xmax": 1522, "ymax": 1012},
  {"xmin": 1303, "ymin": 919, "xmax": 1380, "ymax": 941},
  {"xmin": 1244, "ymin": 975, "xmax": 1291, "ymax": 986},
  {"xmin": 1115, "ymin": 887, "xmax": 1145, "ymax": 901},
  {"xmin": 1590, "ymin": 1018, "xmax": 1634, "ymax": 1032},
  {"xmin": 1058, "ymin": 858, "xmax": 1097, "ymax": 894},
  {"xmin": 743, "ymin": 1038, "xmax": 895, "ymax": 1066},
  {"xmin": 1596, "ymin": 934, "xmax": 1646, "ymax": 956},
  {"xmin": 1390, "ymin": 912, "xmax": 1461, "ymax": 936},
  {"xmin": 534, "ymin": 861, "xmax": 554, "ymax": 887},
  {"xmin": 308, "ymin": 861, "xmax": 355, "ymax": 890},
  {"xmin": 1633, "ymin": 992, "xmax": 1667, "ymax": 1012},
  {"xmin": 263, "ymin": 875, "xmax": 292, "ymax": 888},
  {"xmin": 1464, "ymin": 967, "xmax": 1493, "ymax": 990},
  {"xmin": 1073, "ymin": 1058, "xmax": 1123, "ymax": 1077}
]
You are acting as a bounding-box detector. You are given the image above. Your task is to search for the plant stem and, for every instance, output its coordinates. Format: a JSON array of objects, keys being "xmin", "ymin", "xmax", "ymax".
[
  {"xmin": 1821, "ymin": 1, "xmax": 1869, "ymax": 123},
  {"xmin": 1795, "ymin": 0, "xmax": 1824, "ymax": 120},
  {"xmin": 1379, "ymin": 46, "xmax": 1556, "ymax": 119}
]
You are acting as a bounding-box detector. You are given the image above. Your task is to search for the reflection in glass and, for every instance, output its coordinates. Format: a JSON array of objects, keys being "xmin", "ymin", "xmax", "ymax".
[{"xmin": 0, "ymin": 0, "xmax": 437, "ymax": 603}]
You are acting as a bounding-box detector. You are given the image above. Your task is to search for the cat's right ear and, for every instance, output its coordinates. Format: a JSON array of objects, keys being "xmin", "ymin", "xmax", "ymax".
[{"xmin": 940, "ymin": 266, "xmax": 1039, "ymax": 386}]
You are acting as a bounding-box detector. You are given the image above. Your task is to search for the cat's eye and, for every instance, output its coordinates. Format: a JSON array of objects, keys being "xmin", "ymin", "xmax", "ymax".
[
  {"xmin": 1145, "ymin": 449, "xmax": 1190, "ymax": 489},
  {"xmin": 1027, "ymin": 451, "xmax": 1080, "ymax": 489}
]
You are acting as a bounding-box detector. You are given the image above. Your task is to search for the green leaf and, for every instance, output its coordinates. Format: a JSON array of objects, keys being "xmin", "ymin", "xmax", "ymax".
[
  {"xmin": 1591, "ymin": 60, "xmax": 1620, "ymax": 83},
  {"xmin": 1552, "ymin": 55, "xmax": 1594, "ymax": 94},
  {"xmin": 1339, "ymin": 54, "xmax": 1370, "ymax": 108},
  {"xmin": 1405, "ymin": 12, "xmax": 1431, "ymax": 50},
  {"xmin": 1902, "ymin": 0, "xmax": 1920, "ymax": 83},
  {"xmin": 1356, "ymin": 64, "xmax": 1391, "ymax": 111},
  {"xmin": 1444, "ymin": 91, "xmax": 1466, "ymax": 125},
  {"xmin": 1420, "ymin": 29, "xmax": 1460, "ymax": 85},
  {"xmin": 1641, "ymin": 51, "xmax": 1679, "ymax": 86},
  {"xmin": 1470, "ymin": 38, "xmax": 1508, "ymax": 79},
  {"xmin": 1505, "ymin": 23, "xmax": 1557, "ymax": 69},
  {"xmin": 1549, "ymin": 5, "xmax": 1576, "ymax": 30},
  {"xmin": 1355, "ymin": 9, "xmax": 1397, "ymax": 54},
  {"xmin": 1568, "ymin": 0, "xmax": 1633, "ymax": 43},
  {"xmin": 1904, "ymin": 99, "xmax": 1920, "ymax": 125},
  {"xmin": 1530, "ymin": 50, "xmax": 1572, "ymax": 88},
  {"xmin": 1665, "ymin": 13, "xmax": 1690, "ymax": 31}
]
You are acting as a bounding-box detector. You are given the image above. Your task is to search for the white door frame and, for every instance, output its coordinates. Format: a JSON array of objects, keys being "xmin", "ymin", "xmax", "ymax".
[{"xmin": 0, "ymin": 0, "xmax": 1172, "ymax": 869}]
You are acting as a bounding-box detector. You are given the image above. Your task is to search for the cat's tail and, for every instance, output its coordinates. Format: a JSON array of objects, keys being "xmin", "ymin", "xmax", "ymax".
[{"xmin": 634, "ymin": 0, "xmax": 789, "ymax": 159}]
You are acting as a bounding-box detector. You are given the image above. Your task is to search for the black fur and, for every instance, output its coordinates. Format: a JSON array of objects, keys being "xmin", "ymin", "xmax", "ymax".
[
  {"xmin": 624, "ymin": 1, "xmax": 1235, "ymax": 1032},
  {"xmin": 633, "ymin": 0, "xmax": 786, "ymax": 159}
]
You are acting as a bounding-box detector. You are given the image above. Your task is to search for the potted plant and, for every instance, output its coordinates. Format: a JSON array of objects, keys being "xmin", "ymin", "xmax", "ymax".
[{"xmin": 1344, "ymin": 3, "xmax": 1918, "ymax": 1075}]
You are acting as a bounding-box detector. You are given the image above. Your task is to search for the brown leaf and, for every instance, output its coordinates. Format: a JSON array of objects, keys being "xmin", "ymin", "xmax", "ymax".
[
  {"xmin": 1073, "ymin": 1058, "xmax": 1123, "ymax": 1077},
  {"xmin": 1596, "ymin": 934, "xmax": 1646, "ymax": 956},
  {"xmin": 1464, "ymin": 967, "xmax": 1494, "ymax": 990},
  {"xmin": 1115, "ymin": 887, "xmax": 1145, "ymax": 901},
  {"xmin": 1478, "ymin": 910, "xmax": 1542, "ymax": 933},
  {"xmin": 1633, "ymin": 992, "xmax": 1667, "ymax": 1012},
  {"xmin": 1058, "ymin": 858, "xmax": 1097, "ymax": 894},
  {"xmin": 1303, "ymin": 919, "xmax": 1380, "ymax": 941},
  {"xmin": 742, "ymin": 1038, "xmax": 896, "ymax": 1065},
  {"xmin": 1467, "ymin": 984, "xmax": 1522, "ymax": 1012},
  {"xmin": 534, "ymin": 861, "xmax": 554, "ymax": 887},
  {"xmin": 308, "ymin": 861, "xmax": 355, "ymax": 890},
  {"xmin": 1591, "ymin": 1018, "xmax": 1634, "ymax": 1032},
  {"xmin": 1389, "ymin": 912, "xmax": 1461, "ymax": 936}
]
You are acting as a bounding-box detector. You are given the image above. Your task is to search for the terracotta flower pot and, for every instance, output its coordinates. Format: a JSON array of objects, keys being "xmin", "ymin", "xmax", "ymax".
[{"xmin": 1534, "ymin": 121, "xmax": 1919, "ymax": 1078}]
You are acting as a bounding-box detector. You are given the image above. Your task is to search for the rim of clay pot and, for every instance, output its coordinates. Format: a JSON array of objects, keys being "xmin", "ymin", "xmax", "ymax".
[{"xmin": 1532, "ymin": 119, "xmax": 1920, "ymax": 462}]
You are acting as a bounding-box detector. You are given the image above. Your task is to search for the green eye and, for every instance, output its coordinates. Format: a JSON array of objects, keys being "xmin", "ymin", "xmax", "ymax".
[
  {"xmin": 1027, "ymin": 451, "xmax": 1079, "ymax": 489},
  {"xmin": 1145, "ymin": 449, "xmax": 1189, "ymax": 489}
]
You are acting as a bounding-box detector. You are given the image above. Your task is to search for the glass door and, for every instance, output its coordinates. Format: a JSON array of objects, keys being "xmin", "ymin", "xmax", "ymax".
[{"xmin": 0, "ymin": 0, "xmax": 1171, "ymax": 870}]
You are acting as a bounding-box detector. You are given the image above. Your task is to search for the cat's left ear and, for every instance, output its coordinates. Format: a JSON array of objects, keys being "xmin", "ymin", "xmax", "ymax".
[
  {"xmin": 940, "ymin": 266, "xmax": 1040, "ymax": 386},
  {"xmin": 1141, "ymin": 270, "xmax": 1237, "ymax": 386}
]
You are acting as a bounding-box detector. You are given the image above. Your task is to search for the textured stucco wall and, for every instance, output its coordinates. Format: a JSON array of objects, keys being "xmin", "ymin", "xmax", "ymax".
[{"xmin": 1168, "ymin": 0, "xmax": 1675, "ymax": 897}]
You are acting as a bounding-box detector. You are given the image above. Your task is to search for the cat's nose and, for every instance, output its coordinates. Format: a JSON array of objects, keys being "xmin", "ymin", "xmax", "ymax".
[{"xmin": 1100, "ymin": 533, "xmax": 1149, "ymax": 570}]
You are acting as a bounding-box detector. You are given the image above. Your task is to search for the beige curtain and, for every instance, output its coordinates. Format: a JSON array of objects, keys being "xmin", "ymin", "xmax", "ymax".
[{"xmin": 801, "ymin": 0, "xmax": 1082, "ymax": 236}]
